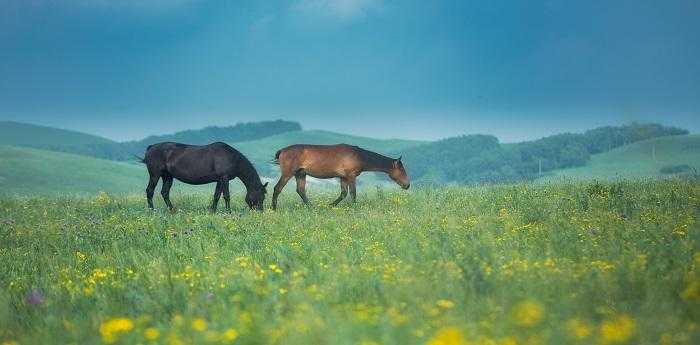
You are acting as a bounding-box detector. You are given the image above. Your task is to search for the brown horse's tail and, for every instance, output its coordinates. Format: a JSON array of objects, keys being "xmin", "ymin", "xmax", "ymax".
[{"xmin": 270, "ymin": 149, "xmax": 282, "ymax": 165}]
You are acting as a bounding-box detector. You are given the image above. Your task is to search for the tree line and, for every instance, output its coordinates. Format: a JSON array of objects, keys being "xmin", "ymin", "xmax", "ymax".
[
  {"xmin": 401, "ymin": 123, "xmax": 689, "ymax": 185},
  {"xmin": 73, "ymin": 120, "xmax": 302, "ymax": 161}
]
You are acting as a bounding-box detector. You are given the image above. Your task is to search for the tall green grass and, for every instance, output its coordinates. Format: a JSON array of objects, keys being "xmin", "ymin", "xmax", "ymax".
[{"xmin": 1, "ymin": 180, "xmax": 698, "ymax": 344}]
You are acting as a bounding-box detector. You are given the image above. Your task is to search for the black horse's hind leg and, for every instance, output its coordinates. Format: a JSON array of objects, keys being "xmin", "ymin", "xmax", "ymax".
[
  {"xmin": 161, "ymin": 175, "xmax": 174, "ymax": 211},
  {"xmin": 146, "ymin": 175, "xmax": 160, "ymax": 209},
  {"xmin": 210, "ymin": 181, "xmax": 223, "ymax": 213},
  {"xmin": 330, "ymin": 178, "xmax": 349, "ymax": 206},
  {"xmin": 295, "ymin": 173, "xmax": 311, "ymax": 205},
  {"xmin": 222, "ymin": 179, "xmax": 231, "ymax": 212}
]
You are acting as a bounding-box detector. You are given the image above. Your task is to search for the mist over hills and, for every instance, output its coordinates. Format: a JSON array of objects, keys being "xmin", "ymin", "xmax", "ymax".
[
  {"xmin": 0, "ymin": 120, "xmax": 695, "ymax": 195},
  {"xmin": 0, "ymin": 120, "xmax": 302, "ymax": 161}
]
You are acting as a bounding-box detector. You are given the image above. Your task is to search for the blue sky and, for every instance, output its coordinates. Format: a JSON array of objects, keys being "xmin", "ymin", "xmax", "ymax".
[{"xmin": 1, "ymin": 0, "xmax": 698, "ymax": 142}]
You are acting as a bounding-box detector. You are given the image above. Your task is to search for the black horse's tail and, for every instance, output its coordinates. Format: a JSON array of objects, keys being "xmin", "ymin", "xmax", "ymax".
[{"xmin": 134, "ymin": 144, "xmax": 155, "ymax": 164}]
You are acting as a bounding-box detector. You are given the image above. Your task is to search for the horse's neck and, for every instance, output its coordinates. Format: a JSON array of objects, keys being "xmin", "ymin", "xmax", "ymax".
[
  {"xmin": 360, "ymin": 151, "xmax": 393, "ymax": 173},
  {"xmin": 237, "ymin": 161, "xmax": 261, "ymax": 191}
]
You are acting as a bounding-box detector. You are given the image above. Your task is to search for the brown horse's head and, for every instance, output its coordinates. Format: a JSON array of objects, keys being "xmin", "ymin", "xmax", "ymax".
[
  {"xmin": 388, "ymin": 156, "xmax": 410, "ymax": 189},
  {"xmin": 246, "ymin": 182, "xmax": 268, "ymax": 210}
]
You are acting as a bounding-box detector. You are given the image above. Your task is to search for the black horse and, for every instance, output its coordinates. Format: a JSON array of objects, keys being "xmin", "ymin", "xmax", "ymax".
[{"xmin": 141, "ymin": 142, "xmax": 268, "ymax": 211}]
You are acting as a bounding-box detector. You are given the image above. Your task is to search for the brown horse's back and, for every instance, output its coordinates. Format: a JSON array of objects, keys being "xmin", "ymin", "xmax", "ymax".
[{"xmin": 275, "ymin": 144, "xmax": 362, "ymax": 179}]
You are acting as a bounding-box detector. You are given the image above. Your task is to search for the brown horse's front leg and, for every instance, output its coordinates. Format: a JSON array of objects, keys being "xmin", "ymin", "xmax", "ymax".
[
  {"xmin": 330, "ymin": 178, "xmax": 349, "ymax": 206},
  {"xmin": 295, "ymin": 173, "xmax": 311, "ymax": 205},
  {"xmin": 272, "ymin": 175, "xmax": 291, "ymax": 210}
]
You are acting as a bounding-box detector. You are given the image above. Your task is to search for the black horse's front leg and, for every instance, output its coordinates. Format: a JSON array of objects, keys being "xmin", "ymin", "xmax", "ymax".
[
  {"xmin": 222, "ymin": 180, "xmax": 231, "ymax": 212},
  {"xmin": 210, "ymin": 182, "xmax": 223, "ymax": 213},
  {"xmin": 161, "ymin": 176, "xmax": 174, "ymax": 211},
  {"xmin": 146, "ymin": 175, "xmax": 159, "ymax": 209}
]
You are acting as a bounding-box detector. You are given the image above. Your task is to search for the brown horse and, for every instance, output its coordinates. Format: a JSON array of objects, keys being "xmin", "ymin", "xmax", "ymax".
[{"xmin": 271, "ymin": 144, "xmax": 409, "ymax": 209}]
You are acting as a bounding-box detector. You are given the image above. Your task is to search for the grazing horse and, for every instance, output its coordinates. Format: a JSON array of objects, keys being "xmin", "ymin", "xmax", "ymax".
[
  {"xmin": 141, "ymin": 142, "xmax": 268, "ymax": 211},
  {"xmin": 271, "ymin": 144, "xmax": 409, "ymax": 209}
]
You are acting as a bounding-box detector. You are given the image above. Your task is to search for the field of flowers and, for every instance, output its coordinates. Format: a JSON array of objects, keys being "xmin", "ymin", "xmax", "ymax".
[{"xmin": 1, "ymin": 180, "xmax": 699, "ymax": 345}]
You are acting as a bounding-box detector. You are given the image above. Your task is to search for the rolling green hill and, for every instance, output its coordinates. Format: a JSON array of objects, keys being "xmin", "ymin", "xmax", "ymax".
[
  {"xmin": 1, "ymin": 123, "xmax": 695, "ymax": 197},
  {"xmin": 0, "ymin": 121, "xmax": 120, "ymax": 155},
  {"xmin": 0, "ymin": 120, "xmax": 305, "ymax": 161},
  {"xmin": 539, "ymin": 134, "xmax": 700, "ymax": 181},
  {"xmin": 0, "ymin": 145, "xmax": 144, "ymax": 196},
  {"xmin": 0, "ymin": 128, "xmax": 422, "ymax": 196},
  {"xmin": 0, "ymin": 145, "xmax": 216, "ymax": 196}
]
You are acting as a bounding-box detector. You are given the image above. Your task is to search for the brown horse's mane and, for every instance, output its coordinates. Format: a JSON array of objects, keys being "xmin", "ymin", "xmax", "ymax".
[{"xmin": 351, "ymin": 145, "xmax": 394, "ymax": 171}]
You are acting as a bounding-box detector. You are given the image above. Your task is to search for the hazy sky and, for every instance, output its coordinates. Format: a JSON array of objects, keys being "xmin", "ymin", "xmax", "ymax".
[{"xmin": 1, "ymin": 0, "xmax": 699, "ymax": 142}]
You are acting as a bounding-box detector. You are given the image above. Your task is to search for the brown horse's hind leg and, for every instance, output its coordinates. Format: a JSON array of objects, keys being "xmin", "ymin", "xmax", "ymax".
[
  {"xmin": 210, "ymin": 181, "xmax": 223, "ymax": 213},
  {"xmin": 295, "ymin": 172, "xmax": 311, "ymax": 205},
  {"xmin": 348, "ymin": 176, "xmax": 357, "ymax": 203},
  {"xmin": 272, "ymin": 174, "xmax": 292, "ymax": 210},
  {"xmin": 161, "ymin": 175, "xmax": 174, "ymax": 211},
  {"xmin": 146, "ymin": 175, "xmax": 160, "ymax": 209},
  {"xmin": 330, "ymin": 178, "xmax": 349, "ymax": 206}
]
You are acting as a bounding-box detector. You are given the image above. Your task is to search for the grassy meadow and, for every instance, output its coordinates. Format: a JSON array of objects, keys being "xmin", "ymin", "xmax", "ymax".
[{"xmin": 1, "ymin": 180, "xmax": 699, "ymax": 345}]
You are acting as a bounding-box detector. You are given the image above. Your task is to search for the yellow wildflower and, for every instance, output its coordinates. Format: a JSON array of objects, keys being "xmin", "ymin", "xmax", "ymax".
[
  {"xmin": 681, "ymin": 277, "xmax": 700, "ymax": 303},
  {"xmin": 222, "ymin": 328, "xmax": 239, "ymax": 343},
  {"xmin": 99, "ymin": 317, "xmax": 134, "ymax": 344},
  {"xmin": 565, "ymin": 318, "xmax": 591, "ymax": 340},
  {"xmin": 500, "ymin": 337, "xmax": 518, "ymax": 345},
  {"xmin": 426, "ymin": 327, "xmax": 468, "ymax": 345},
  {"xmin": 512, "ymin": 300, "xmax": 544, "ymax": 327},
  {"xmin": 192, "ymin": 318, "xmax": 208, "ymax": 332},
  {"xmin": 436, "ymin": 299, "xmax": 455, "ymax": 309},
  {"xmin": 94, "ymin": 191, "xmax": 111, "ymax": 206},
  {"xmin": 75, "ymin": 251, "xmax": 87, "ymax": 262},
  {"xmin": 144, "ymin": 327, "xmax": 160, "ymax": 341},
  {"xmin": 600, "ymin": 315, "xmax": 635, "ymax": 343}
]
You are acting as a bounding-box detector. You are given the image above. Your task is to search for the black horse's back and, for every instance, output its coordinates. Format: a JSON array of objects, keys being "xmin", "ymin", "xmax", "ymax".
[{"xmin": 141, "ymin": 141, "xmax": 267, "ymax": 211}]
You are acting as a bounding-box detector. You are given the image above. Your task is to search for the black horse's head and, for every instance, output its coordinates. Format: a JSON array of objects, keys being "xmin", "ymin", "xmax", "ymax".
[{"xmin": 246, "ymin": 182, "xmax": 268, "ymax": 210}]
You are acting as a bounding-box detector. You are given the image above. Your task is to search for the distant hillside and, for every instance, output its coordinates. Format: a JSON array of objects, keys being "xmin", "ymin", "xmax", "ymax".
[
  {"xmin": 2, "ymin": 121, "xmax": 694, "ymax": 195},
  {"xmin": 117, "ymin": 120, "xmax": 302, "ymax": 160},
  {"xmin": 234, "ymin": 130, "xmax": 425, "ymax": 175},
  {"xmin": 402, "ymin": 123, "xmax": 689, "ymax": 185},
  {"xmin": 0, "ymin": 120, "xmax": 303, "ymax": 161},
  {"xmin": 0, "ymin": 145, "xmax": 214, "ymax": 196},
  {"xmin": 539, "ymin": 134, "xmax": 700, "ymax": 181},
  {"xmin": 0, "ymin": 121, "xmax": 121, "ymax": 158},
  {"xmin": 0, "ymin": 145, "xmax": 144, "ymax": 195}
]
